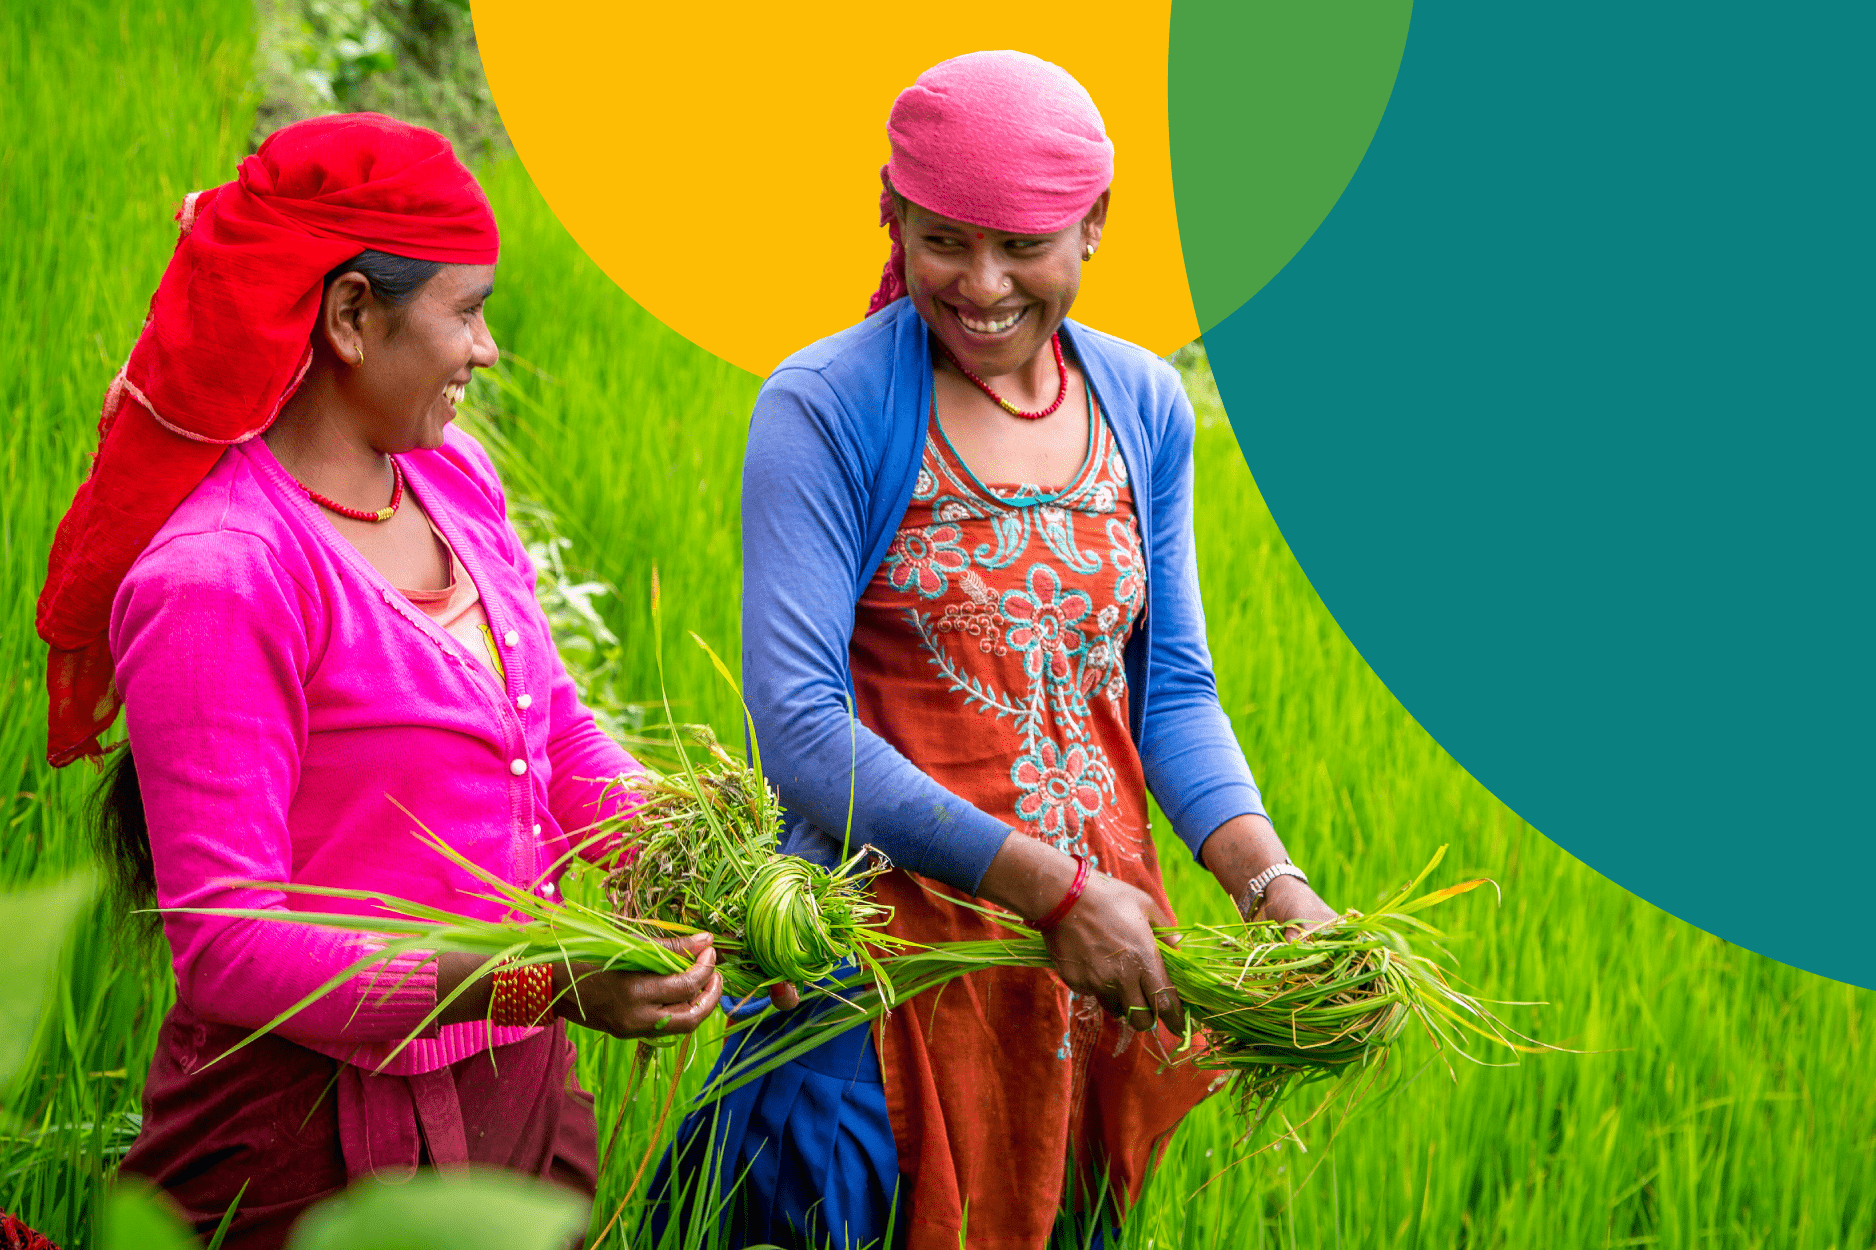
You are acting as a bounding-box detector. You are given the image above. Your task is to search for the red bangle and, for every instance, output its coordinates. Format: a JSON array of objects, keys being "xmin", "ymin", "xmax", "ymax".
[
  {"xmin": 1033, "ymin": 854, "xmax": 1090, "ymax": 932},
  {"xmin": 490, "ymin": 961, "xmax": 552, "ymax": 1028}
]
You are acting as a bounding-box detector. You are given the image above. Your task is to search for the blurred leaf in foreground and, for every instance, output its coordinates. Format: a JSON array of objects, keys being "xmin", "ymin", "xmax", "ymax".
[
  {"xmin": 289, "ymin": 1168, "xmax": 587, "ymax": 1250},
  {"xmin": 98, "ymin": 1180, "xmax": 199, "ymax": 1250},
  {"xmin": 0, "ymin": 872, "xmax": 95, "ymax": 1083}
]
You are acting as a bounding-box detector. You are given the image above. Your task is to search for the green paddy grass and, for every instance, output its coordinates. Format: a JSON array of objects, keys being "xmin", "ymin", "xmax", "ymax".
[{"xmin": 2, "ymin": 2, "xmax": 1872, "ymax": 1247}]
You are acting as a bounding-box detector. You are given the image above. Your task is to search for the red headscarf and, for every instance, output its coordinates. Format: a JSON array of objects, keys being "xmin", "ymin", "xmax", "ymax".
[{"xmin": 37, "ymin": 112, "xmax": 500, "ymax": 767}]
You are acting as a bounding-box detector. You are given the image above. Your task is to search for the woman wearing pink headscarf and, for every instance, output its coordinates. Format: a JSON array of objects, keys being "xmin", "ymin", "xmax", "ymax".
[{"xmin": 669, "ymin": 52, "xmax": 1338, "ymax": 1248}]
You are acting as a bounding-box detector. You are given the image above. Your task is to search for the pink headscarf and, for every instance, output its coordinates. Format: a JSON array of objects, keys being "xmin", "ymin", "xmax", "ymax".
[{"xmin": 867, "ymin": 51, "xmax": 1115, "ymax": 315}]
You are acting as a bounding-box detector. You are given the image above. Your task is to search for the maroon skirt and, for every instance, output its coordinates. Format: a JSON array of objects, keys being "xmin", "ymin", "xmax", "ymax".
[{"xmin": 119, "ymin": 1002, "xmax": 598, "ymax": 1248}]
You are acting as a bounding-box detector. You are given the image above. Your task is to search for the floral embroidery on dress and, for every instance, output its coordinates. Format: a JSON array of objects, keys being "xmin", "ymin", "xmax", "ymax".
[
  {"xmin": 1107, "ymin": 517, "xmax": 1143, "ymax": 611},
  {"xmin": 1011, "ymin": 740, "xmax": 1106, "ymax": 839},
  {"xmin": 1001, "ymin": 565, "xmax": 1091, "ymax": 686},
  {"xmin": 928, "ymin": 571, "xmax": 1008, "ymax": 656},
  {"xmin": 888, "ymin": 411, "xmax": 1147, "ymax": 862},
  {"xmin": 882, "ymin": 522, "xmax": 970, "ymax": 598}
]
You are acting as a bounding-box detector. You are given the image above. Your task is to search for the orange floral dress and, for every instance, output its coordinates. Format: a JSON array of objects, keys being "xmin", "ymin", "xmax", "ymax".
[{"xmin": 848, "ymin": 400, "xmax": 1222, "ymax": 1249}]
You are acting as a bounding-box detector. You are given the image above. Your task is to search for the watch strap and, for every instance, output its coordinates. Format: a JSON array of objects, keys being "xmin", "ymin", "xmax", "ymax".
[{"xmin": 1238, "ymin": 860, "xmax": 1309, "ymax": 920}]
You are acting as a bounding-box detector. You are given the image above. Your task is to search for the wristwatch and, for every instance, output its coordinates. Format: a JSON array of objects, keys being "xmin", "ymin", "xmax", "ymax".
[{"xmin": 1237, "ymin": 860, "xmax": 1309, "ymax": 920}]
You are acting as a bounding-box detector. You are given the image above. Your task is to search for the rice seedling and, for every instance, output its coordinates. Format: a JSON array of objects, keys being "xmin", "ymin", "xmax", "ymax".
[
  {"xmin": 576, "ymin": 580, "xmax": 900, "ymax": 1003},
  {"xmin": 598, "ymin": 753, "xmax": 894, "ymax": 994},
  {"xmin": 163, "ymin": 799, "xmax": 893, "ymax": 1068},
  {"xmin": 577, "ymin": 575, "xmax": 902, "ymax": 1001}
]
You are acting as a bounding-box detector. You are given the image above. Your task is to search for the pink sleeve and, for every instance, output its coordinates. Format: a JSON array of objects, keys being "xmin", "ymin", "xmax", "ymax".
[{"xmin": 112, "ymin": 531, "xmax": 439, "ymax": 1046}]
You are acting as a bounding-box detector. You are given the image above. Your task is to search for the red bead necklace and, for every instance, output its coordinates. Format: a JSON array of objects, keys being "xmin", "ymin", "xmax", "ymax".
[
  {"xmin": 940, "ymin": 331, "xmax": 1070, "ymax": 420},
  {"xmin": 296, "ymin": 459, "xmax": 404, "ymax": 522}
]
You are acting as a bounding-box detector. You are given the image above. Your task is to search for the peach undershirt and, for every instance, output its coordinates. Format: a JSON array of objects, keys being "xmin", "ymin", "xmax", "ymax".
[{"xmin": 396, "ymin": 521, "xmax": 497, "ymax": 676}]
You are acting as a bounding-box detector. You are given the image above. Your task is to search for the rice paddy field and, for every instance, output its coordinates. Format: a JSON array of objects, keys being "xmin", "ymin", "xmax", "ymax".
[{"xmin": 2, "ymin": 3, "xmax": 1872, "ymax": 1247}]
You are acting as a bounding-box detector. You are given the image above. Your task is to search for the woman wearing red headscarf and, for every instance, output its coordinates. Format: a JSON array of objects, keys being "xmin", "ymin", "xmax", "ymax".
[
  {"xmin": 39, "ymin": 114, "xmax": 721, "ymax": 1247},
  {"xmin": 667, "ymin": 52, "xmax": 1341, "ymax": 1249}
]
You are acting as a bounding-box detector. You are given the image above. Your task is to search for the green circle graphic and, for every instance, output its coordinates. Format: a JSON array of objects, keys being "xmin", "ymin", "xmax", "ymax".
[{"xmin": 1170, "ymin": 0, "xmax": 1413, "ymax": 332}]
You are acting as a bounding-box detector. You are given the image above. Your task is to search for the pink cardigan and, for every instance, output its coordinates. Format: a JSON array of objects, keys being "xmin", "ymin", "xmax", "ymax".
[{"xmin": 111, "ymin": 427, "xmax": 637, "ymax": 1073}]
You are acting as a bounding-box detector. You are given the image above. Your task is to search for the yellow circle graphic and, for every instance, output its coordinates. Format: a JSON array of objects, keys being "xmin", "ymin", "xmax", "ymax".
[{"xmin": 474, "ymin": 2, "xmax": 1196, "ymax": 376}]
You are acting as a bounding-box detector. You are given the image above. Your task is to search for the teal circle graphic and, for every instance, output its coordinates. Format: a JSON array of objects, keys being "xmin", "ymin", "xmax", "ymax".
[{"xmin": 1195, "ymin": 2, "xmax": 1872, "ymax": 988}]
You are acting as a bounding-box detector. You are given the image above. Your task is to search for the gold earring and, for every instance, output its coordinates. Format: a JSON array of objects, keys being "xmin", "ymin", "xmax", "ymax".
[
  {"xmin": 1083, "ymin": 245, "xmax": 1095, "ymax": 261},
  {"xmin": 354, "ymin": 346, "xmax": 365, "ymax": 366}
]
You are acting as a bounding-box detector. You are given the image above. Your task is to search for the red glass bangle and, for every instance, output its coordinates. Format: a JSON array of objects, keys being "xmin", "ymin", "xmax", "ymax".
[
  {"xmin": 521, "ymin": 963, "xmax": 551, "ymax": 1024},
  {"xmin": 490, "ymin": 960, "xmax": 552, "ymax": 1027},
  {"xmin": 490, "ymin": 962, "xmax": 517, "ymax": 1026},
  {"xmin": 1033, "ymin": 853, "xmax": 1090, "ymax": 932}
]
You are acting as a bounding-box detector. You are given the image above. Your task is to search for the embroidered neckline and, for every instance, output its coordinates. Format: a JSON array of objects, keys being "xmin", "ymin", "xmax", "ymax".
[
  {"xmin": 930, "ymin": 375, "xmax": 1099, "ymax": 510},
  {"xmin": 930, "ymin": 383, "xmax": 1116, "ymax": 513}
]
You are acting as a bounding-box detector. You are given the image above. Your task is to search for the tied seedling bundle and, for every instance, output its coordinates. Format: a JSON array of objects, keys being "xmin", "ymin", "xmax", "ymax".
[
  {"xmin": 705, "ymin": 847, "xmax": 1548, "ymax": 1135},
  {"xmin": 587, "ymin": 578, "xmax": 900, "ymax": 1000},
  {"xmin": 165, "ymin": 753, "xmax": 893, "ymax": 1071},
  {"xmin": 589, "ymin": 723, "xmax": 896, "ymax": 999}
]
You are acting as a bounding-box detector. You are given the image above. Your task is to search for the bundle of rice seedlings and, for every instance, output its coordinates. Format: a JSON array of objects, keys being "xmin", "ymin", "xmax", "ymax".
[
  {"xmin": 168, "ymin": 728, "xmax": 899, "ymax": 1066},
  {"xmin": 591, "ymin": 729, "xmax": 895, "ymax": 998},
  {"xmin": 702, "ymin": 847, "xmax": 1547, "ymax": 1135},
  {"xmin": 169, "ymin": 783, "xmax": 898, "ymax": 1069},
  {"xmin": 575, "ymin": 587, "xmax": 900, "ymax": 998}
]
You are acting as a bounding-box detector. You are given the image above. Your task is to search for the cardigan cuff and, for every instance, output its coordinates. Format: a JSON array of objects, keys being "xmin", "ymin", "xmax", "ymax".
[
  {"xmin": 342, "ymin": 947, "xmax": 441, "ymax": 1037},
  {"xmin": 910, "ymin": 810, "xmax": 1012, "ymax": 895}
]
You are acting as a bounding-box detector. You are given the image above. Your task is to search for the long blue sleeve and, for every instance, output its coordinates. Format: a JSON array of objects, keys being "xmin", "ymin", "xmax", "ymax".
[{"xmin": 741, "ymin": 368, "xmax": 1013, "ymax": 892}]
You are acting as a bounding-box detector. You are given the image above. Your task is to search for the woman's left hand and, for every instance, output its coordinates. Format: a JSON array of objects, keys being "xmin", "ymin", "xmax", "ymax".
[
  {"xmin": 1252, "ymin": 875, "xmax": 1341, "ymax": 940},
  {"xmin": 1201, "ymin": 813, "xmax": 1341, "ymax": 940}
]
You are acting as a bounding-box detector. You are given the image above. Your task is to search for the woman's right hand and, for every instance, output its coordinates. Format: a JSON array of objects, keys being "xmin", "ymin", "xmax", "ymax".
[
  {"xmin": 553, "ymin": 932, "xmax": 722, "ymax": 1039},
  {"xmin": 1042, "ymin": 872, "xmax": 1184, "ymax": 1035},
  {"xmin": 976, "ymin": 833, "xmax": 1183, "ymax": 1036}
]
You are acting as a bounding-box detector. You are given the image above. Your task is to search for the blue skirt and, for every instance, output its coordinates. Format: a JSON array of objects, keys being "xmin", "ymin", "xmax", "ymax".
[
  {"xmin": 646, "ymin": 999, "xmax": 1123, "ymax": 1250},
  {"xmin": 647, "ymin": 997, "xmax": 899, "ymax": 1250}
]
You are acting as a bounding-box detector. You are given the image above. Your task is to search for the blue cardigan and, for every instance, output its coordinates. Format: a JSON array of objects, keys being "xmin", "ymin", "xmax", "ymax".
[{"xmin": 740, "ymin": 297, "xmax": 1266, "ymax": 892}]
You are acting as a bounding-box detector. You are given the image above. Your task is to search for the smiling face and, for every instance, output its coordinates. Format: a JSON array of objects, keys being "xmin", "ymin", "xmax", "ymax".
[
  {"xmin": 899, "ymin": 192, "xmax": 1108, "ymax": 380},
  {"xmin": 326, "ymin": 263, "xmax": 500, "ymax": 452}
]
